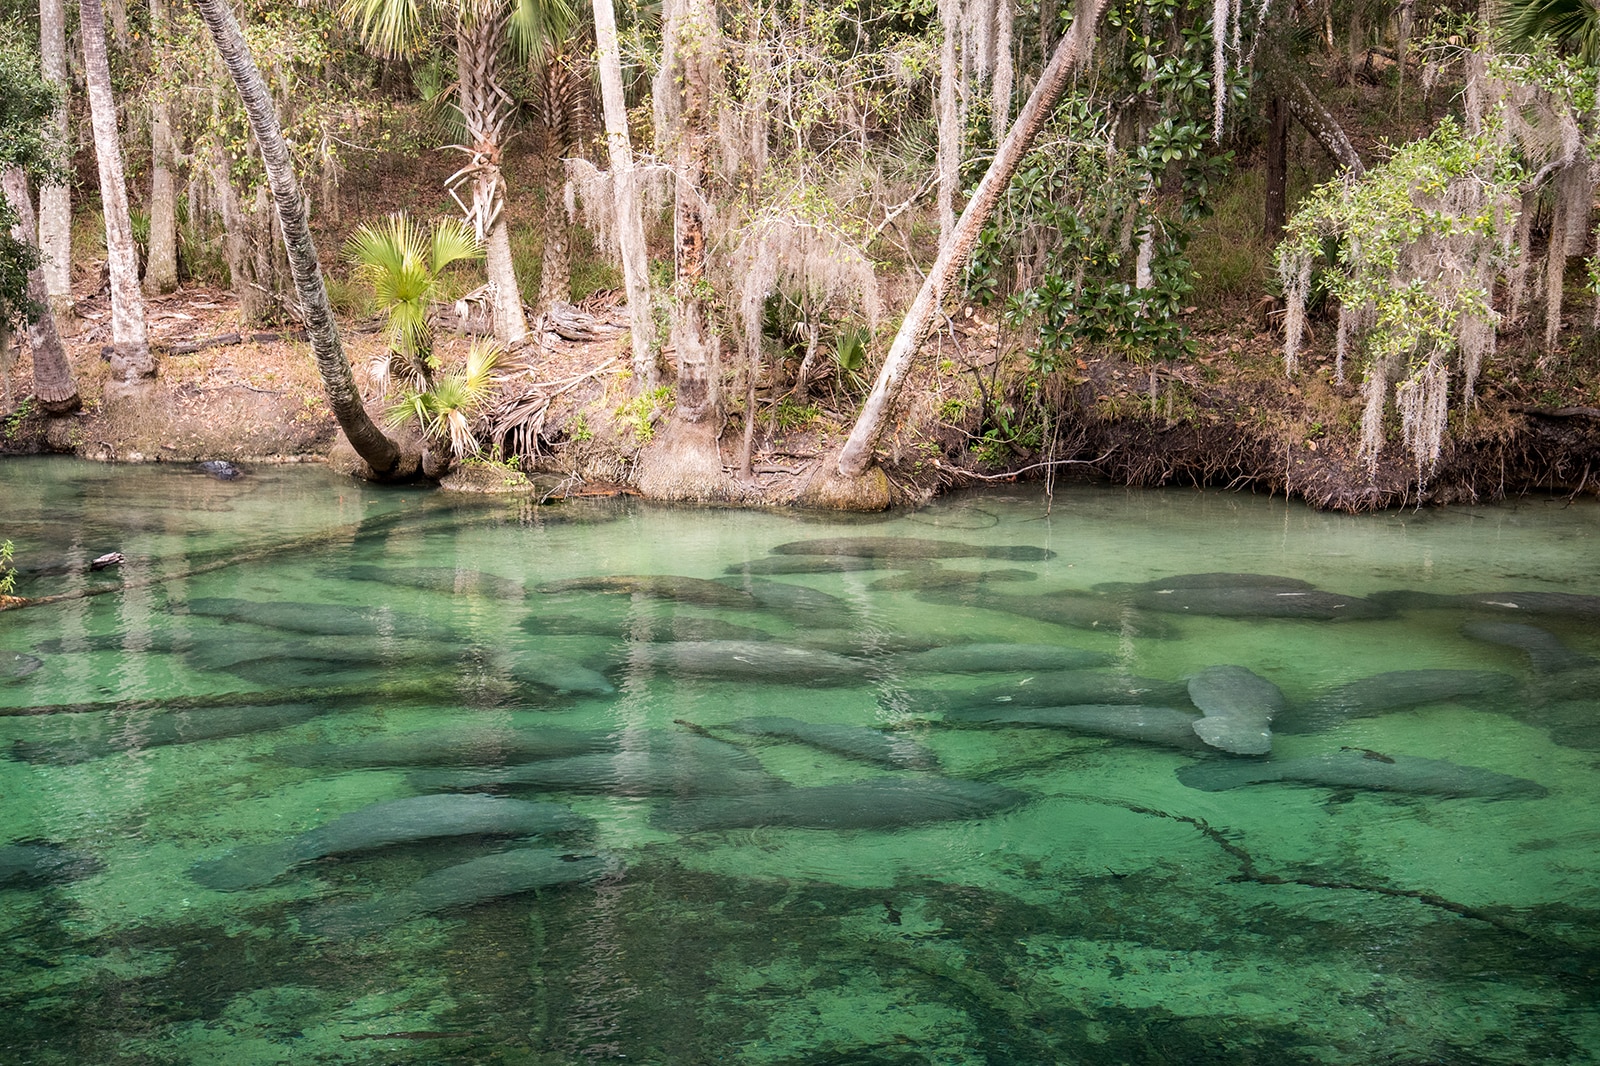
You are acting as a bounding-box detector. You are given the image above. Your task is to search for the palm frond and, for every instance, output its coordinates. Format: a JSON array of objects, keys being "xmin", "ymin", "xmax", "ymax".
[
  {"xmin": 1502, "ymin": 0, "xmax": 1600, "ymax": 61},
  {"xmin": 429, "ymin": 217, "xmax": 484, "ymax": 273},
  {"xmin": 507, "ymin": 0, "xmax": 577, "ymax": 64},
  {"xmin": 338, "ymin": 0, "xmax": 428, "ymax": 59}
]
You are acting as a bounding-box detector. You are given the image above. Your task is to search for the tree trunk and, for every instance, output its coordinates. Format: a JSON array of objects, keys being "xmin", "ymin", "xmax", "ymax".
[
  {"xmin": 2, "ymin": 167, "xmax": 79, "ymax": 412},
  {"xmin": 837, "ymin": 0, "xmax": 1111, "ymax": 478},
  {"xmin": 1263, "ymin": 94, "xmax": 1289, "ymax": 237},
  {"xmin": 38, "ymin": 0, "xmax": 72, "ymax": 311},
  {"xmin": 144, "ymin": 0, "xmax": 180, "ymax": 295},
  {"xmin": 82, "ymin": 0, "xmax": 153, "ymax": 383},
  {"xmin": 592, "ymin": 0, "xmax": 657, "ymax": 385},
  {"xmin": 193, "ymin": 0, "xmax": 407, "ymax": 477},
  {"xmin": 534, "ymin": 127, "xmax": 571, "ymax": 314},
  {"xmin": 454, "ymin": 16, "xmax": 527, "ymax": 346},
  {"xmin": 1261, "ymin": 53, "xmax": 1364, "ymax": 176},
  {"xmin": 936, "ymin": 0, "xmax": 961, "ymax": 247}
]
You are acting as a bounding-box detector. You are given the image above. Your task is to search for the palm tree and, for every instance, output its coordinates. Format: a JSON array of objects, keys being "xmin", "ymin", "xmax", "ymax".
[
  {"xmin": 1502, "ymin": 0, "xmax": 1600, "ymax": 61},
  {"xmin": 192, "ymin": 0, "xmax": 410, "ymax": 478},
  {"xmin": 344, "ymin": 213, "xmax": 482, "ymax": 388},
  {"xmin": 339, "ymin": 0, "xmax": 576, "ymax": 347},
  {"xmin": 80, "ymin": 0, "xmax": 151, "ymax": 384}
]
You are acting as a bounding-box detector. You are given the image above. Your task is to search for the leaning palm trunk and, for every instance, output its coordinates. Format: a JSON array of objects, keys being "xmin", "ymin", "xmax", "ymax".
[
  {"xmin": 2, "ymin": 168, "xmax": 79, "ymax": 412},
  {"xmin": 81, "ymin": 0, "xmax": 152, "ymax": 383},
  {"xmin": 192, "ymin": 0, "xmax": 405, "ymax": 476},
  {"xmin": 38, "ymin": 0, "xmax": 71, "ymax": 310},
  {"xmin": 836, "ymin": 0, "xmax": 1111, "ymax": 478},
  {"xmin": 592, "ymin": 0, "xmax": 656, "ymax": 384},
  {"xmin": 451, "ymin": 15, "xmax": 527, "ymax": 346}
]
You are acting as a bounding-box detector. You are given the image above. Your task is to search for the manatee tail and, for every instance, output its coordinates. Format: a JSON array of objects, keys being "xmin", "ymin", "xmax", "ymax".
[
  {"xmin": 1174, "ymin": 761, "xmax": 1274, "ymax": 792},
  {"xmin": 188, "ymin": 842, "xmax": 301, "ymax": 890}
]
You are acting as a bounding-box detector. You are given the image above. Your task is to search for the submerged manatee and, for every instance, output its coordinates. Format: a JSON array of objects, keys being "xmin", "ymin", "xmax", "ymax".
[
  {"xmin": 331, "ymin": 564, "xmax": 527, "ymax": 600},
  {"xmin": 1186, "ymin": 665, "xmax": 1285, "ymax": 755},
  {"xmin": 914, "ymin": 588, "xmax": 1173, "ymax": 637},
  {"xmin": 713, "ymin": 576, "xmax": 853, "ymax": 621},
  {"xmin": 0, "ymin": 842, "xmax": 104, "ymax": 886},
  {"xmin": 188, "ymin": 795, "xmax": 591, "ymax": 890},
  {"xmin": 892, "ymin": 671, "xmax": 1189, "ymax": 713},
  {"xmin": 888, "ymin": 643, "xmax": 1110, "ymax": 676},
  {"xmin": 1372, "ymin": 589, "xmax": 1600, "ymax": 622},
  {"xmin": 725, "ymin": 555, "xmax": 930, "ymax": 576},
  {"xmin": 275, "ymin": 724, "xmax": 617, "ymax": 768},
  {"xmin": 728, "ymin": 716, "xmax": 941, "ymax": 770},
  {"xmin": 944, "ymin": 703, "xmax": 1207, "ymax": 748},
  {"xmin": 303, "ymin": 848, "xmax": 616, "ymax": 939},
  {"xmin": 182, "ymin": 597, "xmax": 457, "ymax": 640},
  {"xmin": 869, "ymin": 568, "xmax": 1041, "ymax": 591},
  {"xmin": 1, "ymin": 650, "xmax": 43, "ymax": 682},
  {"xmin": 1124, "ymin": 586, "xmax": 1390, "ymax": 620},
  {"xmin": 1175, "ymin": 750, "xmax": 1549, "ymax": 799},
  {"xmin": 507, "ymin": 650, "xmax": 614, "ymax": 695},
  {"xmin": 627, "ymin": 640, "xmax": 866, "ymax": 685},
  {"xmin": 652, "ymin": 777, "xmax": 1028, "ymax": 832},
  {"xmin": 1461, "ymin": 621, "xmax": 1597, "ymax": 675},
  {"xmin": 520, "ymin": 612, "xmax": 778, "ymax": 644},
  {"xmin": 11, "ymin": 702, "xmax": 325, "ymax": 764},
  {"xmin": 536, "ymin": 575, "xmax": 754, "ymax": 608},
  {"xmin": 1095, "ymin": 572, "xmax": 1316, "ymax": 594},
  {"xmin": 769, "ymin": 536, "xmax": 1056, "ymax": 562},
  {"xmin": 410, "ymin": 733, "xmax": 777, "ymax": 797},
  {"xmin": 1279, "ymin": 669, "xmax": 1523, "ymax": 734}
]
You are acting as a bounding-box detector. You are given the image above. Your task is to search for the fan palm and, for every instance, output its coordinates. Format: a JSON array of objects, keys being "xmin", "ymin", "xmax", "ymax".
[
  {"xmin": 344, "ymin": 213, "xmax": 482, "ymax": 387},
  {"xmin": 338, "ymin": 0, "xmax": 576, "ymax": 347},
  {"xmin": 387, "ymin": 338, "xmax": 503, "ymax": 460},
  {"xmin": 1502, "ymin": 0, "xmax": 1600, "ymax": 62}
]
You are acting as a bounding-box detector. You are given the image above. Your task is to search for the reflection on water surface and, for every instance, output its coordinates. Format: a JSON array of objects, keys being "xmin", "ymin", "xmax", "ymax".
[{"xmin": 1, "ymin": 457, "xmax": 1597, "ymax": 1064}]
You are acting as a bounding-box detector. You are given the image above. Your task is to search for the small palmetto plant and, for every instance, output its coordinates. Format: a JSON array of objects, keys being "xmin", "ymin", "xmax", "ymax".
[
  {"xmin": 344, "ymin": 212, "xmax": 482, "ymax": 389},
  {"xmin": 387, "ymin": 338, "xmax": 502, "ymax": 461}
]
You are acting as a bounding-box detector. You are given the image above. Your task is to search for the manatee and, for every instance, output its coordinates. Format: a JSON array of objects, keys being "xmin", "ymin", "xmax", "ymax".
[
  {"xmin": 1123, "ymin": 586, "xmax": 1390, "ymax": 620},
  {"xmin": 332, "ymin": 564, "xmax": 527, "ymax": 600},
  {"xmin": 728, "ymin": 716, "xmax": 941, "ymax": 770},
  {"xmin": 891, "ymin": 671, "xmax": 1189, "ymax": 713},
  {"xmin": 536, "ymin": 575, "xmax": 754, "ymax": 608},
  {"xmin": 2, "ymin": 650, "xmax": 43, "ymax": 682},
  {"xmin": 301, "ymin": 848, "xmax": 617, "ymax": 938},
  {"xmin": 1279, "ymin": 669, "xmax": 1524, "ymax": 734},
  {"xmin": 1373, "ymin": 589, "xmax": 1600, "ymax": 622},
  {"xmin": 410, "ymin": 750, "xmax": 779, "ymax": 797},
  {"xmin": 888, "ymin": 643, "xmax": 1111, "ymax": 676},
  {"xmin": 0, "ymin": 842, "xmax": 103, "ymax": 886},
  {"xmin": 1186, "ymin": 665, "xmax": 1285, "ymax": 756},
  {"xmin": 34, "ymin": 632, "xmax": 198, "ymax": 655},
  {"xmin": 1461, "ymin": 621, "xmax": 1597, "ymax": 675},
  {"xmin": 945, "ymin": 703, "xmax": 1207, "ymax": 748},
  {"xmin": 507, "ymin": 650, "xmax": 614, "ymax": 695},
  {"xmin": 795, "ymin": 629, "xmax": 947, "ymax": 656},
  {"xmin": 769, "ymin": 537, "xmax": 1056, "ymax": 562},
  {"xmin": 275, "ymin": 724, "xmax": 617, "ymax": 768},
  {"xmin": 183, "ymin": 636, "xmax": 464, "ymax": 673},
  {"xmin": 652, "ymin": 777, "xmax": 1029, "ymax": 832},
  {"xmin": 1095, "ymin": 572, "xmax": 1316, "ymax": 593},
  {"xmin": 713, "ymin": 576, "xmax": 853, "ymax": 620},
  {"xmin": 914, "ymin": 588, "xmax": 1174, "ymax": 637},
  {"xmin": 188, "ymin": 794, "xmax": 592, "ymax": 891},
  {"xmin": 725, "ymin": 555, "xmax": 932, "ymax": 576},
  {"xmin": 627, "ymin": 640, "xmax": 865, "ymax": 685},
  {"xmin": 1175, "ymin": 750, "xmax": 1549, "ymax": 799},
  {"xmin": 519, "ymin": 613, "xmax": 777, "ymax": 644},
  {"xmin": 197, "ymin": 459, "xmax": 244, "ymax": 480},
  {"xmin": 869, "ymin": 568, "xmax": 1041, "ymax": 591},
  {"xmin": 182, "ymin": 597, "xmax": 457, "ymax": 640},
  {"xmin": 10, "ymin": 702, "xmax": 325, "ymax": 765}
]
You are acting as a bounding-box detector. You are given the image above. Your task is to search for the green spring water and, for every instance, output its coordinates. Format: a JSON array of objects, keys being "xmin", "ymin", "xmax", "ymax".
[{"xmin": 0, "ymin": 457, "xmax": 1596, "ymax": 1065}]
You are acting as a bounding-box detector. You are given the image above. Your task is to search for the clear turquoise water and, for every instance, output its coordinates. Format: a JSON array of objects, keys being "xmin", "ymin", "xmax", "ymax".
[{"xmin": 0, "ymin": 456, "xmax": 1596, "ymax": 1065}]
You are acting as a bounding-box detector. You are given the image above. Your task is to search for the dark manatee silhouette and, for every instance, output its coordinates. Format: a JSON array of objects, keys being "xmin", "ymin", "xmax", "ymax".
[
  {"xmin": 188, "ymin": 795, "xmax": 592, "ymax": 890},
  {"xmin": 626, "ymin": 640, "xmax": 866, "ymax": 686},
  {"xmin": 1094, "ymin": 572, "xmax": 1316, "ymax": 594},
  {"xmin": 275, "ymin": 723, "xmax": 617, "ymax": 768},
  {"xmin": 330, "ymin": 564, "xmax": 527, "ymax": 599},
  {"xmin": 1186, "ymin": 665, "xmax": 1285, "ymax": 755},
  {"xmin": 182, "ymin": 597, "xmax": 457, "ymax": 640},
  {"xmin": 1278, "ymin": 669, "xmax": 1523, "ymax": 734},
  {"xmin": 887, "ymin": 643, "xmax": 1111, "ymax": 676},
  {"xmin": 536, "ymin": 575, "xmax": 754, "ymax": 608},
  {"xmin": 725, "ymin": 555, "xmax": 933, "ymax": 576},
  {"xmin": 652, "ymin": 777, "xmax": 1028, "ymax": 832},
  {"xmin": 892, "ymin": 671, "xmax": 1189, "ymax": 713},
  {"xmin": 0, "ymin": 842, "xmax": 104, "ymax": 886},
  {"xmin": 520, "ymin": 612, "xmax": 777, "ymax": 644},
  {"xmin": 302, "ymin": 848, "xmax": 617, "ymax": 939},
  {"xmin": 769, "ymin": 536, "xmax": 1056, "ymax": 562},
  {"xmin": 796, "ymin": 629, "xmax": 947, "ymax": 656},
  {"xmin": 944, "ymin": 704, "xmax": 1208, "ymax": 749},
  {"xmin": 868, "ymin": 568, "xmax": 1040, "ymax": 591},
  {"xmin": 1176, "ymin": 750, "xmax": 1549, "ymax": 798},
  {"xmin": 196, "ymin": 460, "xmax": 244, "ymax": 480},
  {"xmin": 10, "ymin": 702, "xmax": 325, "ymax": 765},
  {"xmin": 914, "ymin": 588, "xmax": 1175, "ymax": 638},
  {"xmin": 727, "ymin": 716, "xmax": 941, "ymax": 770},
  {"xmin": 1461, "ymin": 621, "xmax": 1597, "ymax": 675},
  {"xmin": 1, "ymin": 650, "xmax": 43, "ymax": 682},
  {"xmin": 1121, "ymin": 586, "xmax": 1391, "ymax": 620},
  {"xmin": 713, "ymin": 575, "xmax": 853, "ymax": 622},
  {"xmin": 506, "ymin": 650, "xmax": 614, "ymax": 695},
  {"xmin": 409, "ymin": 733, "xmax": 779, "ymax": 797},
  {"xmin": 1374, "ymin": 589, "xmax": 1600, "ymax": 623}
]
